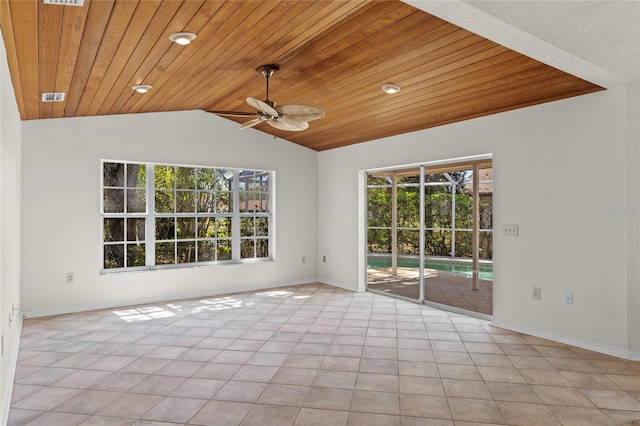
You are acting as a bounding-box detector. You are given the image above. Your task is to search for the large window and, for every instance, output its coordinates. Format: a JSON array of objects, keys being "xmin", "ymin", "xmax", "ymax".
[{"xmin": 102, "ymin": 161, "xmax": 273, "ymax": 271}]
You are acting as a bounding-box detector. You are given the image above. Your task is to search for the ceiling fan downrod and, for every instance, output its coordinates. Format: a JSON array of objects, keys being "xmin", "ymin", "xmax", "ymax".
[{"xmin": 258, "ymin": 64, "xmax": 279, "ymax": 108}]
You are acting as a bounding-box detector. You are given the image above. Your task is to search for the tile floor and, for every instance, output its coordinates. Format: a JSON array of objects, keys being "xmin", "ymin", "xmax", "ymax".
[{"xmin": 7, "ymin": 283, "xmax": 640, "ymax": 425}]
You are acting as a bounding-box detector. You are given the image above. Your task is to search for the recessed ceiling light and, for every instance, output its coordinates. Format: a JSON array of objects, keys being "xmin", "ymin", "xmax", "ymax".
[
  {"xmin": 169, "ymin": 32, "xmax": 197, "ymax": 45},
  {"xmin": 132, "ymin": 84, "xmax": 152, "ymax": 94},
  {"xmin": 381, "ymin": 83, "xmax": 401, "ymax": 94}
]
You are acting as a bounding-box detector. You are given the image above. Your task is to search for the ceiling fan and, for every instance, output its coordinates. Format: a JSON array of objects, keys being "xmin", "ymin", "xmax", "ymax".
[{"xmin": 207, "ymin": 65, "xmax": 324, "ymax": 131}]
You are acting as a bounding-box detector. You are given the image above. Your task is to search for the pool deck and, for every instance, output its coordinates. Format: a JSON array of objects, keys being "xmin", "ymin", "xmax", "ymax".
[{"xmin": 367, "ymin": 267, "xmax": 493, "ymax": 315}]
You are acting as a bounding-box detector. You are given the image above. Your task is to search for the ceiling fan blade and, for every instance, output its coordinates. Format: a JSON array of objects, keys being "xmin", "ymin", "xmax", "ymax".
[
  {"xmin": 207, "ymin": 110, "xmax": 260, "ymax": 118},
  {"xmin": 267, "ymin": 116, "xmax": 309, "ymax": 131},
  {"xmin": 276, "ymin": 104, "xmax": 324, "ymax": 121},
  {"xmin": 246, "ymin": 97, "xmax": 279, "ymax": 117},
  {"xmin": 240, "ymin": 117, "xmax": 263, "ymax": 129}
]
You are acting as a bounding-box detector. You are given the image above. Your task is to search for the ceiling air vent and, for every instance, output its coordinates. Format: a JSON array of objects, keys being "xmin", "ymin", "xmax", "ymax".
[
  {"xmin": 43, "ymin": 0, "xmax": 84, "ymax": 6},
  {"xmin": 41, "ymin": 92, "xmax": 65, "ymax": 102}
]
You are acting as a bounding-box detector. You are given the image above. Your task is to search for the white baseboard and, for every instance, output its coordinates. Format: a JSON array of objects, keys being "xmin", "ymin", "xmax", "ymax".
[
  {"xmin": 2, "ymin": 315, "xmax": 23, "ymax": 426},
  {"xmin": 491, "ymin": 319, "xmax": 638, "ymax": 361},
  {"xmin": 23, "ymin": 279, "xmax": 321, "ymax": 319}
]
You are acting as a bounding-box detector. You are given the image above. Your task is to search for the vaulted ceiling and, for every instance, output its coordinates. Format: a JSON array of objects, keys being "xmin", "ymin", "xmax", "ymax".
[{"xmin": 1, "ymin": 0, "xmax": 631, "ymax": 151}]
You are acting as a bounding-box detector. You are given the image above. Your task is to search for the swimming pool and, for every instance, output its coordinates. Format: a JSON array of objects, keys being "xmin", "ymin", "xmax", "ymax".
[{"xmin": 368, "ymin": 256, "xmax": 493, "ymax": 281}]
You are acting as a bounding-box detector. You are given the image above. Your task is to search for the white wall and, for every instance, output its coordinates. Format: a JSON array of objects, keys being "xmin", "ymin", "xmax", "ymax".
[
  {"xmin": 0, "ymin": 28, "xmax": 23, "ymax": 424},
  {"xmin": 318, "ymin": 87, "xmax": 639, "ymax": 359},
  {"xmin": 21, "ymin": 111, "xmax": 318, "ymax": 316},
  {"xmin": 626, "ymin": 83, "xmax": 640, "ymax": 358}
]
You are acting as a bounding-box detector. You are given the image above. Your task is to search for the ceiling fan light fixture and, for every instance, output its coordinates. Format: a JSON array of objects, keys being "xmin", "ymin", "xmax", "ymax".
[
  {"xmin": 132, "ymin": 84, "xmax": 152, "ymax": 93},
  {"xmin": 382, "ymin": 83, "xmax": 401, "ymax": 94},
  {"xmin": 169, "ymin": 32, "xmax": 197, "ymax": 45}
]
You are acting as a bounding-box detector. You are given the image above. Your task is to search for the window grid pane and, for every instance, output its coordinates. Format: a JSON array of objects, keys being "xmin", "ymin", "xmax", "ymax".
[{"xmin": 103, "ymin": 162, "xmax": 271, "ymax": 271}]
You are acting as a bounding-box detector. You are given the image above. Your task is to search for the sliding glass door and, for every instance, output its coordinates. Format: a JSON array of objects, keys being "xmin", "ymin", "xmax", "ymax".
[{"xmin": 366, "ymin": 159, "xmax": 493, "ymax": 316}]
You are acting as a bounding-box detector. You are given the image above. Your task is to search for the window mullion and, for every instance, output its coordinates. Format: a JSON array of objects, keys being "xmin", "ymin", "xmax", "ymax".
[
  {"xmin": 232, "ymin": 171, "xmax": 241, "ymax": 261},
  {"xmin": 146, "ymin": 164, "xmax": 156, "ymax": 267}
]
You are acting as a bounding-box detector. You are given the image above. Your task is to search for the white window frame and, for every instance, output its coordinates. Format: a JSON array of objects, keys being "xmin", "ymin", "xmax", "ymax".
[{"xmin": 101, "ymin": 160, "xmax": 274, "ymax": 273}]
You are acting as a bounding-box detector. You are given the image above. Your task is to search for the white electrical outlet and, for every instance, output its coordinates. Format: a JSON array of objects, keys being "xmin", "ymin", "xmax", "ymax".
[
  {"xmin": 66, "ymin": 272, "xmax": 74, "ymax": 283},
  {"xmin": 301, "ymin": 256, "xmax": 306, "ymax": 263},
  {"xmin": 532, "ymin": 286, "xmax": 541, "ymax": 300},
  {"xmin": 565, "ymin": 292, "xmax": 574, "ymax": 304},
  {"xmin": 503, "ymin": 224, "xmax": 519, "ymax": 236}
]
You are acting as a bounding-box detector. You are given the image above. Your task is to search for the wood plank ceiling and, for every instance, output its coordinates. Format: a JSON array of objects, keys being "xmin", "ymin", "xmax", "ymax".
[{"xmin": 1, "ymin": 0, "xmax": 603, "ymax": 151}]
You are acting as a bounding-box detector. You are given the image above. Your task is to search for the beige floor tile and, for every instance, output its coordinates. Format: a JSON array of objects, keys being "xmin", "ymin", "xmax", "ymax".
[
  {"xmin": 397, "ymin": 338, "xmax": 431, "ymax": 350},
  {"xmin": 359, "ymin": 357, "xmax": 400, "ymax": 374},
  {"xmin": 362, "ymin": 346, "xmax": 398, "ymax": 360},
  {"xmin": 16, "ymin": 367, "xmax": 79, "ymax": 386},
  {"xmin": 213, "ymin": 381, "xmax": 268, "ymax": 403},
  {"xmin": 519, "ymin": 368, "xmax": 573, "ymax": 386},
  {"xmin": 142, "ymin": 396, "xmax": 207, "ymax": 423},
  {"xmin": 21, "ymin": 411, "xmax": 89, "ymax": 426},
  {"xmin": 397, "ymin": 348, "xmax": 434, "ymax": 362},
  {"xmin": 96, "ymin": 393, "xmax": 163, "ymax": 419},
  {"xmin": 53, "ymin": 389, "xmax": 121, "ymax": 415},
  {"xmin": 606, "ymin": 374, "xmax": 640, "ymax": 392},
  {"xmin": 447, "ymin": 397, "xmax": 504, "ymax": 424},
  {"xmin": 486, "ymin": 382, "xmax": 543, "ymax": 403},
  {"xmin": 259, "ymin": 341, "xmax": 297, "ymax": 353},
  {"xmin": 10, "ymin": 384, "xmax": 44, "ymax": 404},
  {"xmin": 294, "ymin": 407, "xmax": 349, "ymax": 426},
  {"xmin": 477, "ymin": 366, "xmax": 527, "ymax": 383},
  {"xmin": 89, "ymin": 372, "xmax": 148, "ymax": 392},
  {"xmin": 192, "ymin": 362, "xmax": 242, "ymax": 380},
  {"xmin": 189, "ymin": 400, "xmax": 254, "ymax": 425},
  {"xmin": 313, "ymin": 370, "xmax": 357, "ymax": 389},
  {"xmin": 545, "ymin": 357, "xmax": 598, "ymax": 373},
  {"xmin": 272, "ymin": 367, "xmax": 317, "ymax": 386},
  {"xmin": 303, "ymin": 387, "xmax": 353, "ymax": 410},
  {"xmin": 580, "ymin": 388, "xmax": 640, "ymax": 411},
  {"xmin": 283, "ymin": 354, "xmax": 324, "ymax": 369},
  {"xmin": 328, "ymin": 344, "xmax": 364, "ymax": 358},
  {"xmin": 400, "ymin": 416, "xmax": 454, "ymax": 426},
  {"xmin": 442, "ymin": 378, "xmax": 492, "ymax": 399},
  {"xmin": 232, "ymin": 364, "xmax": 279, "ymax": 382},
  {"xmin": 128, "ymin": 375, "xmax": 186, "ymax": 395},
  {"xmin": 469, "ymin": 353, "xmax": 512, "ymax": 367},
  {"xmin": 588, "ymin": 360, "xmax": 640, "ymax": 375},
  {"xmin": 85, "ymin": 356, "xmax": 137, "ymax": 371},
  {"xmin": 496, "ymin": 401, "xmax": 561, "ymax": 426},
  {"xmin": 7, "ymin": 409, "xmax": 45, "ymax": 426},
  {"xmin": 355, "ymin": 373, "xmax": 399, "ymax": 392},
  {"xmin": 169, "ymin": 377, "xmax": 225, "ymax": 399},
  {"xmin": 532, "ymin": 384, "xmax": 596, "ymax": 407},
  {"xmin": 12, "ymin": 386, "xmax": 82, "ymax": 411},
  {"xmin": 429, "ymin": 341, "xmax": 466, "ymax": 352},
  {"xmin": 154, "ymin": 359, "xmax": 206, "ymax": 377},
  {"xmin": 257, "ymin": 384, "xmax": 309, "ymax": 406},
  {"xmin": 547, "ymin": 405, "xmax": 615, "ymax": 426},
  {"xmin": 437, "ymin": 364, "xmax": 481, "ymax": 380},
  {"xmin": 463, "ymin": 342, "xmax": 503, "ymax": 354},
  {"xmin": 433, "ymin": 351, "xmax": 473, "ymax": 365},
  {"xmin": 213, "ymin": 350, "xmax": 255, "ymax": 364},
  {"xmin": 600, "ymin": 408, "xmax": 640, "ymax": 424},
  {"xmin": 321, "ymin": 356, "xmax": 361, "ymax": 372},
  {"xmin": 350, "ymin": 390, "xmax": 400, "ymax": 415},
  {"xmin": 507, "ymin": 355, "xmax": 555, "ymax": 370},
  {"xmin": 240, "ymin": 404, "xmax": 300, "ymax": 426},
  {"xmin": 399, "ymin": 361, "xmax": 439, "ymax": 378},
  {"xmin": 348, "ymin": 412, "xmax": 400, "ymax": 425},
  {"xmin": 398, "ymin": 376, "xmax": 445, "ymax": 396},
  {"xmin": 560, "ymin": 371, "xmax": 621, "ymax": 390},
  {"xmin": 118, "ymin": 358, "xmax": 170, "ymax": 375},
  {"xmin": 399, "ymin": 394, "xmax": 451, "ymax": 419}
]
